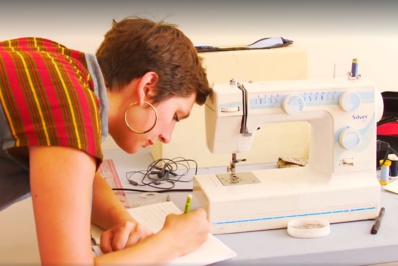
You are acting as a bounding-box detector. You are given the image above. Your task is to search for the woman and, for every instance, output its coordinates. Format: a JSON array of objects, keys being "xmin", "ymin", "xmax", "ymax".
[{"xmin": 0, "ymin": 17, "xmax": 211, "ymax": 265}]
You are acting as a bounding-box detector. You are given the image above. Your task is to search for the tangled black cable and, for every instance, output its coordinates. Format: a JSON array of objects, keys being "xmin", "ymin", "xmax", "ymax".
[{"xmin": 124, "ymin": 157, "xmax": 198, "ymax": 190}]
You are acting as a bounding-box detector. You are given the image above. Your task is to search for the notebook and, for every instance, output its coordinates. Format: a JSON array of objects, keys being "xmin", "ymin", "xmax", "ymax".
[{"xmin": 91, "ymin": 201, "xmax": 236, "ymax": 265}]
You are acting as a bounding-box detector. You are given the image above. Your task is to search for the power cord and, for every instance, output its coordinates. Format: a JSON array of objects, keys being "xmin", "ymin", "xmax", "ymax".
[
  {"xmin": 121, "ymin": 157, "xmax": 198, "ymax": 191},
  {"xmin": 377, "ymin": 140, "xmax": 398, "ymax": 167}
]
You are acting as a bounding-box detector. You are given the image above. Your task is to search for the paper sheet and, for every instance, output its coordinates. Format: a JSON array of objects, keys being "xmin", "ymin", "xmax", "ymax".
[
  {"xmin": 91, "ymin": 201, "xmax": 236, "ymax": 265},
  {"xmin": 383, "ymin": 180, "xmax": 398, "ymax": 194}
]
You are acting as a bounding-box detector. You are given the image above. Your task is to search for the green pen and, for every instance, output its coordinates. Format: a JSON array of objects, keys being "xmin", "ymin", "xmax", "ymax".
[{"xmin": 184, "ymin": 194, "xmax": 192, "ymax": 214}]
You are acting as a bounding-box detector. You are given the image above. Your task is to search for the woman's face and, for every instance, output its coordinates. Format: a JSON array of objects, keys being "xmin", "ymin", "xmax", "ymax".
[{"xmin": 113, "ymin": 93, "xmax": 196, "ymax": 154}]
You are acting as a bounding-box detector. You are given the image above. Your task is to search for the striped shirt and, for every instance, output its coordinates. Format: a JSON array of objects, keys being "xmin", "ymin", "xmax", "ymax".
[{"xmin": 0, "ymin": 37, "xmax": 105, "ymax": 167}]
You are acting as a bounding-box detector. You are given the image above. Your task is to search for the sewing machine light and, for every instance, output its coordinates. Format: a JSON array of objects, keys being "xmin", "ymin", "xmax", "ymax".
[{"xmin": 221, "ymin": 106, "xmax": 240, "ymax": 112}]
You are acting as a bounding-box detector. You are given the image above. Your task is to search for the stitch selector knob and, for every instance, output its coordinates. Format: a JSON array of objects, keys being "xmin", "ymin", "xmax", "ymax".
[
  {"xmin": 339, "ymin": 127, "xmax": 361, "ymax": 149},
  {"xmin": 282, "ymin": 94, "xmax": 305, "ymax": 116}
]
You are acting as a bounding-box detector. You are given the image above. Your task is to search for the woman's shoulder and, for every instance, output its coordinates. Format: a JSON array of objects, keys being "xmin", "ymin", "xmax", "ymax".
[{"xmin": 1, "ymin": 37, "xmax": 67, "ymax": 50}]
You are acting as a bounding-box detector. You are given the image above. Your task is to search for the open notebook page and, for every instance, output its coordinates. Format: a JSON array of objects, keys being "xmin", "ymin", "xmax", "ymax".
[{"xmin": 91, "ymin": 201, "xmax": 236, "ymax": 265}]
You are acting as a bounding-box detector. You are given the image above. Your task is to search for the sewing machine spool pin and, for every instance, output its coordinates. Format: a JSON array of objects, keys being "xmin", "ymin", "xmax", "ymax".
[{"xmin": 347, "ymin": 58, "xmax": 361, "ymax": 80}]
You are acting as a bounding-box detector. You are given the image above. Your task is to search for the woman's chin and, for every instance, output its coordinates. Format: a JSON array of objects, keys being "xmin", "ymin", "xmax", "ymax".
[{"xmin": 119, "ymin": 145, "xmax": 139, "ymax": 154}]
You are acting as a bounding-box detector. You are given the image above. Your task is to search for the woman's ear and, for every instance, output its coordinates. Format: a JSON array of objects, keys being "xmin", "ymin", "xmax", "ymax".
[{"xmin": 136, "ymin": 71, "xmax": 159, "ymax": 106}]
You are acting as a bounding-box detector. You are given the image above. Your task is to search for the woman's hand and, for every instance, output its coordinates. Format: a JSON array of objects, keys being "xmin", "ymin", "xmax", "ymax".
[
  {"xmin": 100, "ymin": 220, "xmax": 153, "ymax": 253},
  {"xmin": 160, "ymin": 208, "xmax": 211, "ymax": 256},
  {"xmin": 94, "ymin": 208, "xmax": 211, "ymax": 265}
]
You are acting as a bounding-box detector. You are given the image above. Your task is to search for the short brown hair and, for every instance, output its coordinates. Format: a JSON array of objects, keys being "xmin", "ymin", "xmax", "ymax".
[{"xmin": 96, "ymin": 17, "xmax": 210, "ymax": 105}]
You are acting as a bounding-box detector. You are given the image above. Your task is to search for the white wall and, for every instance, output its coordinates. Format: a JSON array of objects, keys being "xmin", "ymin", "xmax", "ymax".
[{"xmin": 1, "ymin": 0, "xmax": 397, "ymax": 92}]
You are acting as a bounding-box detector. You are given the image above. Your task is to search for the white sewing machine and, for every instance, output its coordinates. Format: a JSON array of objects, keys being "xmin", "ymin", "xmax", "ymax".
[{"xmin": 193, "ymin": 78, "xmax": 383, "ymax": 234}]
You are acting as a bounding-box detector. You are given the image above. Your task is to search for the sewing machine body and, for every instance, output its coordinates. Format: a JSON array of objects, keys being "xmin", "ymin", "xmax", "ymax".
[{"xmin": 193, "ymin": 78, "xmax": 382, "ymax": 234}]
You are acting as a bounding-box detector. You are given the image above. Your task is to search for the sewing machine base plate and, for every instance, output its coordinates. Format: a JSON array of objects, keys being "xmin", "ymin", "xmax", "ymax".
[
  {"xmin": 216, "ymin": 172, "xmax": 260, "ymax": 186},
  {"xmin": 193, "ymin": 167, "xmax": 381, "ymax": 235}
]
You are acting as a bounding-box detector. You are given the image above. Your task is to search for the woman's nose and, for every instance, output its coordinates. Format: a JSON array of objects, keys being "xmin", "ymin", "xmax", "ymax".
[
  {"xmin": 158, "ymin": 128, "xmax": 173, "ymax": 144},
  {"xmin": 158, "ymin": 121, "xmax": 177, "ymax": 144},
  {"xmin": 158, "ymin": 134, "xmax": 170, "ymax": 144}
]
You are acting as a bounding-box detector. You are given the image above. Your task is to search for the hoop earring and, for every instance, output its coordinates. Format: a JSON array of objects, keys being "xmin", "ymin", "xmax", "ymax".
[{"xmin": 124, "ymin": 101, "xmax": 158, "ymax": 134}]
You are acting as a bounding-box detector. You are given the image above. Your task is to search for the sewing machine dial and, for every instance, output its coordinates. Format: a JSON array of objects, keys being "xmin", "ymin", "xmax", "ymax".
[
  {"xmin": 339, "ymin": 127, "xmax": 361, "ymax": 149},
  {"xmin": 338, "ymin": 91, "xmax": 361, "ymax": 112},
  {"xmin": 282, "ymin": 94, "xmax": 305, "ymax": 115}
]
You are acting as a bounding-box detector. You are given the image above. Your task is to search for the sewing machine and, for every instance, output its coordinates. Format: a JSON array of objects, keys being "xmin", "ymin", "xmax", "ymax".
[{"xmin": 193, "ymin": 78, "xmax": 383, "ymax": 234}]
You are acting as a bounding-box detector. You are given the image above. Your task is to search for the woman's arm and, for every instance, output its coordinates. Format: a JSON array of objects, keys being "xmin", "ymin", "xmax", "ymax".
[
  {"xmin": 29, "ymin": 146, "xmax": 96, "ymax": 265},
  {"xmin": 91, "ymin": 172, "xmax": 153, "ymax": 252},
  {"xmin": 91, "ymin": 172, "xmax": 135, "ymax": 230},
  {"xmin": 29, "ymin": 146, "xmax": 210, "ymax": 265}
]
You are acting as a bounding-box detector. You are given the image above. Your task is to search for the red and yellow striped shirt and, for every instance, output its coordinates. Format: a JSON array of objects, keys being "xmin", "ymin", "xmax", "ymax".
[{"xmin": 0, "ymin": 37, "xmax": 103, "ymax": 166}]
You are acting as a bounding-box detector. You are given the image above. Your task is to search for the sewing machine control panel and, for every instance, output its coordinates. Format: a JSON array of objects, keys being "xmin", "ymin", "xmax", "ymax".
[{"xmin": 215, "ymin": 86, "xmax": 366, "ymax": 115}]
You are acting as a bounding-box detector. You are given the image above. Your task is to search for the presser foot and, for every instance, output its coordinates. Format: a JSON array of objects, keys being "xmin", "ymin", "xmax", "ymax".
[{"xmin": 229, "ymin": 174, "xmax": 240, "ymax": 183}]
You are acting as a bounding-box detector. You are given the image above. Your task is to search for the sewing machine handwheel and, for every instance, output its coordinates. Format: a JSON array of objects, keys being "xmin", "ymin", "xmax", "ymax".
[{"xmin": 339, "ymin": 127, "xmax": 361, "ymax": 149}]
